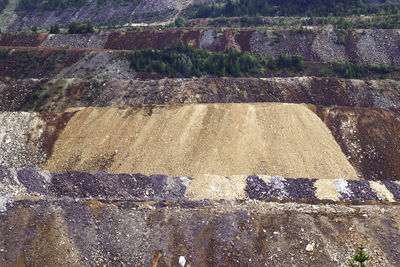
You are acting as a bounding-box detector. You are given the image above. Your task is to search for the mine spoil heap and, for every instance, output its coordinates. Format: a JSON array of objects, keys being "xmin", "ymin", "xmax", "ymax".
[{"xmin": 0, "ymin": 1, "xmax": 400, "ymax": 266}]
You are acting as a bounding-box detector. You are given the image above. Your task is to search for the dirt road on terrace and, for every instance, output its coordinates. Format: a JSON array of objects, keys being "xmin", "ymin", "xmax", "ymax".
[{"xmin": 44, "ymin": 103, "xmax": 359, "ymax": 179}]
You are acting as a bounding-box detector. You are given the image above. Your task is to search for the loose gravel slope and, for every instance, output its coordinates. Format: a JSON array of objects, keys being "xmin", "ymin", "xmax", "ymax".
[{"xmin": 44, "ymin": 103, "xmax": 358, "ymax": 179}]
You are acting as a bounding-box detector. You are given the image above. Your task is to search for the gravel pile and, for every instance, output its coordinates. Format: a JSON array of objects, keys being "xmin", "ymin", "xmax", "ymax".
[
  {"xmin": 380, "ymin": 181, "xmax": 400, "ymax": 201},
  {"xmin": 41, "ymin": 33, "xmax": 110, "ymax": 49},
  {"xmin": 0, "ymin": 166, "xmax": 26, "ymax": 195},
  {"xmin": 0, "ymin": 167, "xmax": 191, "ymax": 201},
  {"xmin": 311, "ymin": 26, "xmax": 346, "ymax": 62},
  {"xmin": 356, "ymin": 29, "xmax": 400, "ymax": 65},
  {"xmin": 245, "ymin": 176, "xmax": 318, "ymax": 201},
  {"xmin": 133, "ymin": 0, "xmax": 191, "ymax": 15},
  {"xmin": 54, "ymin": 51, "xmax": 136, "ymax": 80},
  {"xmin": 250, "ymin": 30, "xmax": 313, "ymax": 61},
  {"xmin": 0, "ymin": 112, "xmax": 47, "ymax": 169},
  {"xmin": 2, "ymin": 167, "xmax": 397, "ymax": 202},
  {"xmin": 0, "ymin": 197, "xmax": 399, "ymax": 266}
]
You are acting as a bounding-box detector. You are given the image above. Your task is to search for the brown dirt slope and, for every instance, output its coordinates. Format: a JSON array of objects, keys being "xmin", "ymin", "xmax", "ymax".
[
  {"xmin": 0, "ymin": 48, "xmax": 85, "ymax": 79},
  {"xmin": 0, "ymin": 33, "xmax": 48, "ymax": 47},
  {"xmin": 1, "ymin": 199, "xmax": 399, "ymax": 266},
  {"xmin": 15, "ymin": 77, "xmax": 400, "ymax": 113},
  {"xmin": 44, "ymin": 103, "xmax": 358, "ymax": 179},
  {"xmin": 317, "ymin": 106, "xmax": 400, "ymax": 181},
  {"xmin": 104, "ymin": 30, "xmax": 204, "ymax": 50}
]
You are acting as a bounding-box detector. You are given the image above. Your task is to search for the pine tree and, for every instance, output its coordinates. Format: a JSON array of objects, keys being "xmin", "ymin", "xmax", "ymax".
[{"xmin": 349, "ymin": 245, "xmax": 370, "ymax": 267}]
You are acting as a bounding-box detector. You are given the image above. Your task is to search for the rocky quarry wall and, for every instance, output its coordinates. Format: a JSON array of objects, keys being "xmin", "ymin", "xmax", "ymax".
[{"xmin": 1, "ymin": 28, "xmax": 400, "ymax": 65}]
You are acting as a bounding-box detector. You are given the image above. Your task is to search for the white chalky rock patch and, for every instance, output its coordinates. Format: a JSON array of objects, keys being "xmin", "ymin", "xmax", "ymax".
[
  {"xmin": 270, "ymin": 176, "xmax": 289, "ymax": 199},
  {"xmin": 0, "ymin": 195, "xmax": 13, "ymax": 213},
  {"xmin": 179, "ymin": 177, "xmax": 192, "ymax": 188},
  {"xmin": 334, "ymin": 179, "xmax": 353, "ymax": 199},
  {"xmin": 179, "ymin": 255, "xmax": 186, "ymax": 266}
]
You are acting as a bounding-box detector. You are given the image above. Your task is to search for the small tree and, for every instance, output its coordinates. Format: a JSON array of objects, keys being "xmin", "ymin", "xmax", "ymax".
[
  {"xmin": 175, "ymin": 17, "xmax": 185, "ymax": 28},
  {"xmin": 349, "ymin": 245, "xmax": 370, "ymax": 267},
  {"xmin": 50, "ymin": 23, "xmax": 60, "ymax": 34}
]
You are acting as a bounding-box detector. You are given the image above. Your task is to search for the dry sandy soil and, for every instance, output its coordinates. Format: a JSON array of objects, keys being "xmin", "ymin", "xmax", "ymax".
[{"xmin": 44, "ymin": 103, "xmax": 358, "ymax": 179}]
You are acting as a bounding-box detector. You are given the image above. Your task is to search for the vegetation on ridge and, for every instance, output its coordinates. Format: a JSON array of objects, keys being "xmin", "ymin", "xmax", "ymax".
[
  {"xmin": 17, "ymin": 0, "xmax": 138, "ymax": 13},
  {"xmin": 130, "ymin": 43, "xmax": 266, "ymax": 78},
  {"xmin": 18, "ymin": 0, "xmax": 88, "ymax": 12},
  {"xmin": 190, "ymin": 0, "xmax": 400, "ymax": 18},
  {"xmin": 129, "ymin": 43, "xmax": 399, "ymax": 79}
]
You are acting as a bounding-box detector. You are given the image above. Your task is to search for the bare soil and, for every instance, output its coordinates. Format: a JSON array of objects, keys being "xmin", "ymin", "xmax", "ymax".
[{"xmin": 44, "ymin": 103, "xmax": 358, "ymax": 180}]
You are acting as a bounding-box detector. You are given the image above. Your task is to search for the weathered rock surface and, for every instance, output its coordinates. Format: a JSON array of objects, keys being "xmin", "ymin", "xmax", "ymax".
[{"xmin": 41, "ymin": 77, "xmax": 400, "ymax": 112}]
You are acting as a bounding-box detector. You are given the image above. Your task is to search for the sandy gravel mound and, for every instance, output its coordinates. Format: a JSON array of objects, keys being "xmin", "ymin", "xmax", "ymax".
[
  {"xmin": 185, "ymin": 174, "xmax": 247, "ymax": 200},
  {"xmin": 45, "ymin": 103, "xmax": 358, "ymax": 179}
]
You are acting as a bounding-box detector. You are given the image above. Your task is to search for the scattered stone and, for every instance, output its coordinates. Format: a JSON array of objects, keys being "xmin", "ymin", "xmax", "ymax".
[{"xmin": 306, "ymin": 243, "xmax": 314, "ymax": 252}]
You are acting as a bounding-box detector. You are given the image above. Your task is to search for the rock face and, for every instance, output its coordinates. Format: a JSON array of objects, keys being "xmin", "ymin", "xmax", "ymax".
[
  {"xmin": 47, "ymin": 77, "xmax": 400, "ymax": 111},
  {"xmin": 1, "ymin": 166, "xmax": 399, "ymax": 266}
]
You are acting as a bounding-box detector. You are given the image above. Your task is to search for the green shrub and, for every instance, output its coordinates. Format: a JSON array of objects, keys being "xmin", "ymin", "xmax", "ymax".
[
  {"xmin": 331, "ymin": 60, "xmax": 367, "ymax": 79},
  {"xmin": 50, "ymin": 22, "xmax": 60, "ymax": 34},
  {"xmin": 336, "ymin": 29, "xmax": 348, "ymax": 45},
  {"xmin": 68, "ymin": 21, "xmax": 94, "ymax": 34},
  {"xmin": 266, "ymin": 54, "xmax": 305, "ymax": 71},
  {"xmin": 0, "ymin": 48, "xmax": 9, "ymax": 58},
  {"xmin": 368, "ymin": 64, "xmax": 390, "ymax": 74},
  {"xmin": 190, "ymin": 0, "xmax": 400, "ymax": 18},
  {"xmin": 175, "ymin": 17, "xmax": 185, "ymax": 28},
  {"xmin": 349, "ymin": 245, "xmax": 370, "ymax": 267}
]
